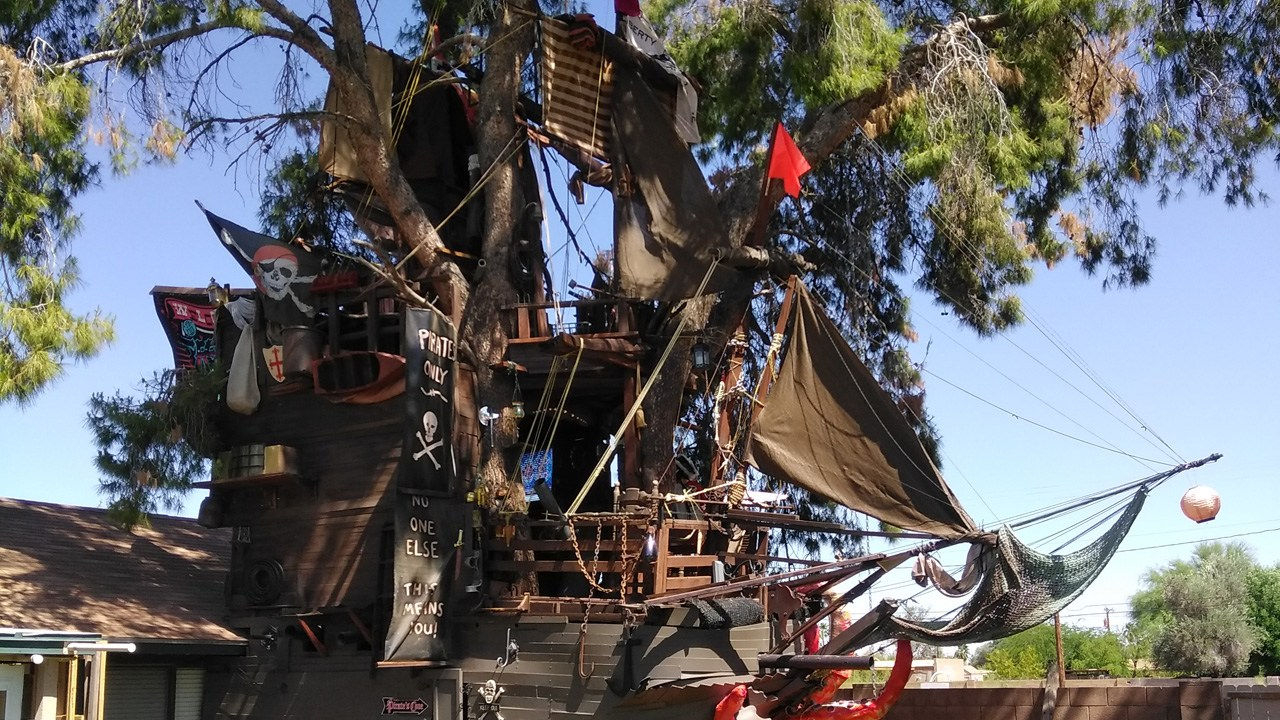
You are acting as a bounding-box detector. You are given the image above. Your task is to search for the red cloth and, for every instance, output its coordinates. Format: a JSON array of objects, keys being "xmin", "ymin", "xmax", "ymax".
[
  {"xmin": 767, "ymin": 122, "xmax": 811, "ymax": 198},
  {"xmin": 615, "ymin": 0, "xmax": 643, "ymax": 16},
  {"xmin": 803, "ymin": 624, "xmax": 821, "ymax": 654}
]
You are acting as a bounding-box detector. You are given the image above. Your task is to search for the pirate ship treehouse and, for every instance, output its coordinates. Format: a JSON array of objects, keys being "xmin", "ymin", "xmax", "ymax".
[{"xmin": 149, "ymin": 11, "xmax": 1219, "ymax": 720}]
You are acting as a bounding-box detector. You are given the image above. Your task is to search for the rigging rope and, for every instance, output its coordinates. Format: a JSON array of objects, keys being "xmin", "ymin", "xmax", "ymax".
[
  {"xmin": 565, "ymin": 258, "xmax": 722, "ymax": 515},
  {"xmin": 848, "ymin": 122, "xmax": 1185, "ymax": 465}
]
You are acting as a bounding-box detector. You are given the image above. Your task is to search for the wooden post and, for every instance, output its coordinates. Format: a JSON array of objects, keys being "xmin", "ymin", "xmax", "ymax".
[
  {"xmin": 748, "ymin": 275, "xmax": 798, "ymax": 431},
  {"xmin": 710, "ymin": 325, "xmax": 746, "ymax": 487},
  {"xmin": 65, "ymin": 656, "xmax": 79, "ymax": 720},
  {"xmin": 653, "ymin": 525, "xmax": 671, "ymax": 595},
  {"xmin": 84, "ymin": 652, "xmax": 107, "ymax": 720},
  {"xmin": 1054, "ymin": 612, "xmax": 1067, "ymax": 686},
  {"xmin": 621, "ymin": 372, "xmax": 639, "ymax": 490}
]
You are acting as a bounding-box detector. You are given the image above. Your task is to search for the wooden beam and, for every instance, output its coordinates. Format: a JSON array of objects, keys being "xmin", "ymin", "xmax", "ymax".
[
  {"xmin": 758, "ymin": 653, "xmax": 875, "ymax": 670},
  {"xmin": 771, "ymin": 567, "xmax": 887, "ymax": 654},
  {"xmin": 297, "ymin": 618, "xmax": 328, "ymax": 656},
  {"xmin": 645, "ymin": 553, "xmax": 885, "ymax": 605},
  {"xmin": 726, "ymin": 508, "xmax": 938, "ymax": 539}
]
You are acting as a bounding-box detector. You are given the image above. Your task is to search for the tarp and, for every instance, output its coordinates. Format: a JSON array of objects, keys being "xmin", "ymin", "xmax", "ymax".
[
  {"xmin": 617, "ymin": 14, "xmax": 699, "ymax": 144},
  {"xmin": 612, "ymin": 66, "xmax": 733, "ymax": 300},
  {"xmin": 318, "ymin": 43, "xmax": 395, "ymax": 181},
  {"xmin": 746, "ymin": 282, "xmax": 977, "ymax": 539},
  {"xmin": 318, "ymin": 44, "xmax": 476, "ymax": 252}
]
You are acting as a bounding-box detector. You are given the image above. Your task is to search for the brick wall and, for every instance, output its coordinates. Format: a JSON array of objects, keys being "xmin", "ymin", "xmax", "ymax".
[{"xmin": 832, "ymin": 678, "xmax": 1280, "ymax": 720}]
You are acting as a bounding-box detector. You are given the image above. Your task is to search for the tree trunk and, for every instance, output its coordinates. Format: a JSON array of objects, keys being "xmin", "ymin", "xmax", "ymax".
[
  {"xmin": 464, "ymin": 0, "xmax": 536, "ymax": 513},
  {"xmin": 326, "ymin": 0, "xmax": 470, "ymax": 318}
]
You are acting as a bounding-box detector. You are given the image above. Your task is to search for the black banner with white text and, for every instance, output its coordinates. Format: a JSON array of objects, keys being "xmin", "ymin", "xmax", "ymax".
[{"xmin": 385, "ymin": 306, "xmax": 460, "ymax": 662}]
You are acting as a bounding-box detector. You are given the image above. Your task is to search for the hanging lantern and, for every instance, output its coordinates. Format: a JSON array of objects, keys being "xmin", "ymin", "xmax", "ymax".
[
  {"xmin": 1180, "ymin": 485, "xmax": 1221, "ymax": 523},
  {"xmin": 205, "ymin": 278, "xmax": 230, "ymax": 307},
  {"xmin": 690, "ymin": 340, "xmax": 712, "ymax": 371},
  {"xmin": 509, "ymin": 366, "xmax": 525, "ymax": 419}
]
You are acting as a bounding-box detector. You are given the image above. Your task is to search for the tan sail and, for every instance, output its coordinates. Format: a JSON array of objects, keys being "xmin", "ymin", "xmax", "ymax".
[{"xmin": 746, "ymin": 281, "xmax": 977, "ymax": 539}]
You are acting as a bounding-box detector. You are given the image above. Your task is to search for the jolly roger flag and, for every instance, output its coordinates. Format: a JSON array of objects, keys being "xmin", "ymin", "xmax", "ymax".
[{"xmin": 197, "ymin": 203, "xmax": 326, "ymax": 329}]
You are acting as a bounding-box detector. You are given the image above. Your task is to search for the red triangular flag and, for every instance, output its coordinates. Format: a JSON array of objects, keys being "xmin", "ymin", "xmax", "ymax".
[{"xmin": 767, "ymin": 122, "xmax": 810, "ymax": 198}]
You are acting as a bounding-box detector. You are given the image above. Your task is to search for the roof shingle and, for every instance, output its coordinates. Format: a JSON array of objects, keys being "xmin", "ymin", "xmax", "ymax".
[{"xmin": 0, "ymin": 498, "xmax": 241, "ymax": 643}]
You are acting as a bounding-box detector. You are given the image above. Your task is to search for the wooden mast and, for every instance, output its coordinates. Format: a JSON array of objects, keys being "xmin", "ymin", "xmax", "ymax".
[{"xmin": 748, "ymin": 274, "xmax": 798, "ymax": 431}]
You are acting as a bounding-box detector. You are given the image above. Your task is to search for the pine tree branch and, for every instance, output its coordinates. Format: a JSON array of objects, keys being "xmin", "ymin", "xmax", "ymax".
[
  {"xmin": 255, "ymin": 0, "xmax": 339, "ymax": 73},
  {"xmin": 56, "ymin": 20, "xmax": 229, "ymax": 71}
]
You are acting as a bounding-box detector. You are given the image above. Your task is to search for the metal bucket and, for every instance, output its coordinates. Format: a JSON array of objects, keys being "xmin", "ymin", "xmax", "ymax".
[{"xmin": 282, "ymin": 327, "xmax": 322, "ymax": 377}]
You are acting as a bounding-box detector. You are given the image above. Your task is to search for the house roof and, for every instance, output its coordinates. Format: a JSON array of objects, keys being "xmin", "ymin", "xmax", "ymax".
[{"xmin": 0, "ymin": 498, "xmax": 242, "ymax": 644}]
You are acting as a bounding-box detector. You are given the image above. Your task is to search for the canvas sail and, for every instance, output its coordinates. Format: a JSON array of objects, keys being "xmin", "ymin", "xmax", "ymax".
[
  {"xmin": 612, "ymin": 66, "xmax": 734, "ymax": 300},
  {"xmin": 746, "ymin": 281, "xmax": 977, "ymax": 539}
]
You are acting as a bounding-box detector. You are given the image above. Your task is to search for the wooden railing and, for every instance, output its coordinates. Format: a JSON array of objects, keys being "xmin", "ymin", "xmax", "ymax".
[{"xmin": 500, "ymin": 298, "xmax": 635, "ymax": 342}]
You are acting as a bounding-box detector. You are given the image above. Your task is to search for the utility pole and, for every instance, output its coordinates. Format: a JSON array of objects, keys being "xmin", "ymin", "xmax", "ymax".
[
  {"xmin": 1053, "ymin": 612, "xmax": 1067, "ymax": 687},
  {"xmin": 1104, "ymin": 607, "xmax": 1111, "ymax": 633}
]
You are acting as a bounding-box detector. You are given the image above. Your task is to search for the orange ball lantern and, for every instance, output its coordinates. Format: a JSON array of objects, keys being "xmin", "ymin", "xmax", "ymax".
[{"xmin": 1180, "ymin": 485, "xmax": 1221, "ymax": 524}]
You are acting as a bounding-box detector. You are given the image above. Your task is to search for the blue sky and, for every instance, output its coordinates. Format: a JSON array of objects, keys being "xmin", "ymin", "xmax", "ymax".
[{"xmin": 2, "ymin": 10, "xmax": 1276, "ymax": 634}]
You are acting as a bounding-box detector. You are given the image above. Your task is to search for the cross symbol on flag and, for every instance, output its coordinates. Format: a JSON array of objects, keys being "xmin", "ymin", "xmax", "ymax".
[{"xmin": 263, "ymin": 345, "xmax": 285, "ymax": 383}]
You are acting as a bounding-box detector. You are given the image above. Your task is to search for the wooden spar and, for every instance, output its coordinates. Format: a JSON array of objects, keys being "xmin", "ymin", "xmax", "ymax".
[
  {"xmin": 646, "ymin": 536, "xmax": 956, "ymax": 606},
  {"xmin": 748, "ymin": 275, "xmax": 798, "ymax": 432},
  {"xmin": 727, "ymin": 508, "xmax": 939, "ymax": 540},
  {"xmin": 746, "ymin": 125, "xmax": 784, "ymax": 248},
  {"xmin": 645, "ymin": 552, "xmax": 887, "ymax": 606},
  {"xmin": 755, "ymin": 601, "xmax": 899, "ymax": 716},
  {"xmin": 758, "ymin": 653, "xmax": 875, "ymax": 670},
  {"xmin": 819, "ymin": 599, "xmax": 900, "ymax": 656},
  {"xmin": 769, "ymin": 566, "xmax": 888, "ymax": 654}
]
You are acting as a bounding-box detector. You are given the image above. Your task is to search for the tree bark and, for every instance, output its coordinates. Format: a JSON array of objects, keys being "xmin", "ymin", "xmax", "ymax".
[
  {"xmin": 463, "ymin": 0, "xmax": 537, "ymax": 513},
  {"xmin": 636, "ymin": 16, "xmax": 1006, "ymax": 487},
  {"xmin": 325, "ymin": 0, "xmax": 469, "ymax": 318}
]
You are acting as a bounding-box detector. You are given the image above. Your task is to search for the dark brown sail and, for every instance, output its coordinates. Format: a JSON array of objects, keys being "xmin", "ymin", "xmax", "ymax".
[{"xmin": 747, "ymin": 281, "xmax": 977, "ymax": 539}]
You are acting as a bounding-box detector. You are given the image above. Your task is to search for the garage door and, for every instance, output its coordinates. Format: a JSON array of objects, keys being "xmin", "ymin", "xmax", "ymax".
[{"xmin": 103, "ymin": 666, "xmax": 168, "ymax": 720}]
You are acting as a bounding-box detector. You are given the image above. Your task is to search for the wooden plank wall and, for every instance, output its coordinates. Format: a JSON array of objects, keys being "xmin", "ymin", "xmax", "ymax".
[
  {"xmin": 448, "ymin": 615, "xmax": 769, "ymax": 720},
  {"xmin": 221, "ymin": 394, "xmax": 403, "ymax": 611}
]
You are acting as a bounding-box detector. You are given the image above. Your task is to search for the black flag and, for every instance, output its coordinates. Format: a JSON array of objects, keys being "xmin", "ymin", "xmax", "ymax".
[{"xmin": 198, "ymin": 204, "xmax": 325, "ymax": 329}]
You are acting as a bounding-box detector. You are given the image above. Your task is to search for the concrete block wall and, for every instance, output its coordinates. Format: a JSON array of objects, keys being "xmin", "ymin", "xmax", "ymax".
[{"xmin": 830, "ymin": 678, "xmax": 1266, "ymax": 720}]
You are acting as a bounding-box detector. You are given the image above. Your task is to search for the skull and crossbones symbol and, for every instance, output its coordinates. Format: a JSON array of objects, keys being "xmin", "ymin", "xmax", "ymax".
[
  {"xmin": 477, "ymin": 679, "xmax": 504, "ymax": 718},
  {"xmin": 244, "ymin": 241, "xmax": 317, "ymax": 314},
  {"xmin": 413, "ymin": 411, "xmax": 445, "ymax": 468}
]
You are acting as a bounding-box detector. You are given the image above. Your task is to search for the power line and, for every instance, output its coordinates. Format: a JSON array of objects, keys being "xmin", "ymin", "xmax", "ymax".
[
  {"xmin": 807, "ymin": 218, "xmax": 1158, "ymax": 469},
  {"xmin": 847, "ymin": 123, "xmax": 1185, "ymax": 465},
  {"xmin": 922, "ymin": 369, "xmax": 1175, "ymax": 465},
  {"xmin": 1116, "ymin": 526, "xmax": 1280, "ymax": 553}
]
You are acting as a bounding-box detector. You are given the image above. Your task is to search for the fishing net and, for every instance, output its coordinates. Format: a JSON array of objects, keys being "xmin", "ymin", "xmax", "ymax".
[
  {"xmin": 689, "ymin": 598, "xmax": 766, "ymax": 629},
  {"xmin": 861, "ymin": 488, "xmax": 1148, "ymax": 646}
]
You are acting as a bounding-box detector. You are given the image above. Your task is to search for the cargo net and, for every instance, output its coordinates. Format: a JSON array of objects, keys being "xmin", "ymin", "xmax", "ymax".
[{"xmin": 864, "ymin": 488, "xmax": 1148, "ymax": 646}]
